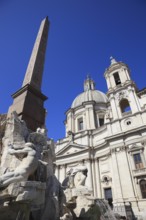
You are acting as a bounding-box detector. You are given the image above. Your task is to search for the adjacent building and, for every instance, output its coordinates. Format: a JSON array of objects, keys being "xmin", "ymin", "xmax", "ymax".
[{"xmin": 55, "ymin": 57, "xmax": 146, "ymax": 218}]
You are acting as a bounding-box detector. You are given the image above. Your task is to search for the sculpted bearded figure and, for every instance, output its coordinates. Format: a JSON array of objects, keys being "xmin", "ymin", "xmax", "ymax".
[
  {"xmin": 66, "ymin": 165, "xmax": 88, "ymax": 188},
  {"xmin": 0, "ymin": 142, "xmax": 38, "ymax": 188}
]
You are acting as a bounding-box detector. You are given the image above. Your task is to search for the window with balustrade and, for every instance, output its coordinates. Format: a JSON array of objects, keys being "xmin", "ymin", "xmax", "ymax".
[{"xmin": 133, "ymin": 153, "xmax": 144, "ymax": 169}]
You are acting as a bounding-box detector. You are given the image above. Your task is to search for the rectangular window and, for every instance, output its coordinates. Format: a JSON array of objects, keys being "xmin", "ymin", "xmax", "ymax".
[
  {"xmin": 99, "ymin": 118, "xmax": 104, "ymax": 127},
  {"xmin": 113, "ymin": 72, "xmax": 121, "ymax": 85},
  {"xmin": 140, "ymin": 180, "xmax": 146, "ymax": 198},
  {"xmin": 133, "ymin": 153, "xmax": 144, "ymax": 169},
  {"xmin": 78, "ymin": 118, "xmax": 83, "ymax": 131}
]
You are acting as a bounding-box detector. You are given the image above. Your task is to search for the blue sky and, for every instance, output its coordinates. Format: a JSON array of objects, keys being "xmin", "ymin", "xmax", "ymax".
[{"xmin": 0, "ymin": 0, "xmax": 146, "ymax": 141}]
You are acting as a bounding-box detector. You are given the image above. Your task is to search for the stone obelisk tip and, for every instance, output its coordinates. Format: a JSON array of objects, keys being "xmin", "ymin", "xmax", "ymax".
[{"xmin": 22, "ymin": 16, "xmax": 49, "ymax": 91}]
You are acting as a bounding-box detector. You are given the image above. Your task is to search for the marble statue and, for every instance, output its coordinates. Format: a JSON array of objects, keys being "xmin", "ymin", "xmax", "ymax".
[
  {"xmin": 66, "ymin": 165, "xmax": 88, "ymax": 188},
  {"xmin": 0, "ymin": 142, "xmax": 38, "ymax": 188}
]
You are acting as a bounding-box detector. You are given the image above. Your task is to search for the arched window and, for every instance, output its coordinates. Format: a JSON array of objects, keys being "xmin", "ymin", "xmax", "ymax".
[
  {"xmin": 120, "ymin": 99, "xmax": 131, "ymax": 113},
  {"xmin": 140, "ymin": 180, "xmax": 146, "ymax": 198}
]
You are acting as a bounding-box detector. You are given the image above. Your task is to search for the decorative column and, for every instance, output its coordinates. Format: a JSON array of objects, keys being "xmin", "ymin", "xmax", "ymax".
[
  {"xmin": 85, "ymin": 106, "xmax": 90, "ymax": 130},
  {"xmin": 91, "ymin": 159, "xmax": 97, "ymax": 196},
  {"xmin": 85, "ymin": 159, "xmax": 93, "ymax": 191},
  {"xmin": 66, "ymin": 109, "xmax": 74, "ymax": 134},
  {"xmin": 105, "ymin": 75, "xmax": 112, "ymax": 90},
  {"xmin": 88, "ymin": 105, "xmax": 96, "ymax": 130},
  {"xmin": 128, "ymin": 87, "xmax": 141, "ymax": 113},
  {"xmin": 109, "ymin": 95, "xmax": 119, "ymax": 120},
  {"xmin": 95, "ymin": 158, "xmax": 102, "ymax": 198},
  {"xmin": 111, "ymin": 149, "xmax": 123, "ymax": 202},
  {"xmin": 134, "ymin": 178, "xmax": 142, "ymax": 199}
]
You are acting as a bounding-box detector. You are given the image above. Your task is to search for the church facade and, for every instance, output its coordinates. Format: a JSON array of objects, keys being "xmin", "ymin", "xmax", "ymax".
[{"xmin": 55, "ymin": 58, "xmax": 146, "ymax": 218}]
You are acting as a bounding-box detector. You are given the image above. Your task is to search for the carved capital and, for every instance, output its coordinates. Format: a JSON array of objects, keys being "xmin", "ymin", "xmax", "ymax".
[
  {"xmin": 111, "ymin": 146, "xmax": 127, "ymax": 154},
  {"xmin": 115, "ymin": 90, "xmax": 129, "ymax": 101}
]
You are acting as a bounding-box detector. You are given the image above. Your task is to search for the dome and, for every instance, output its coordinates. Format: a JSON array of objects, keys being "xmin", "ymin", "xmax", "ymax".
[{"xmin": 71, "ymin": 89, "xmax": 108, "ymax": 108}]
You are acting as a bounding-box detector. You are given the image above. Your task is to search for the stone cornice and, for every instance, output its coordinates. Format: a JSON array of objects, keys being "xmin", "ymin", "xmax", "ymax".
[
  {"xmin": 111, "ymin": 146, "xmax": 127, "ymax": 154},
  {"xmin": 93, "ymin": 141, "xmax": 108, "ymax": 150},
  {"xmin": 56, "ymin": 147, "xmax": 90, "ymax": 160},
  {"xmin": 137, "ymin": 87, "xmax": 146, "ymax": 97},
  {"xmin": 11, "ymin": 84, "xmax": 48, "ymax": 101},
  {"xmin": 106, "ymin": 81, "xmax": 137, "ymax": 97},
  {"xmin": 104, "ymin": 111, "xmax": 144, "ymax": 126},
  {"xmin": 65, "ymin": 101, "xmax": 107, "ymax": 115},
  {"xmin": 105, "ymin": 125, "xmax": 146, "ymax": 142},
  {"xmin": 104, "ymin": 62, "xmax": 130, "ymax": 77}
]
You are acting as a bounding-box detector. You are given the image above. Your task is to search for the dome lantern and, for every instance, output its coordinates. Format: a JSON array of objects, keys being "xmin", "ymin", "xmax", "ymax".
[{"xmin": 84, "ymin": 75, "xmax": 95, "ymax": 91}]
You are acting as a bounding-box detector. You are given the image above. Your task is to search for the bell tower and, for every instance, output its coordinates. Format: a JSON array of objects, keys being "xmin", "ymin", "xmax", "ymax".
[
  {"xmin": 104, "ymin": 57, "xmax": 141, "ymax": 122},
  {"xmin": 105, "ymin": 57, "xmax": 131, "ymax": 90},
  {"xmin": 8, "ymin": 17, "xmax": 49, "ymax": 131}
]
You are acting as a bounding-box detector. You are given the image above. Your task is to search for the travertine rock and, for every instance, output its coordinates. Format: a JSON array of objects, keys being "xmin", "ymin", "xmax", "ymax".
[
  {"xmin": 0, "ymin": 111, "xmax": 28, "ymax": 175},
  {"xmin": 0, "ymin": 111, "xmax": 65, "ymax": 220},
  {"xmin": 8, "ymin": 181, "xmax": 46, "ymax": 205}
]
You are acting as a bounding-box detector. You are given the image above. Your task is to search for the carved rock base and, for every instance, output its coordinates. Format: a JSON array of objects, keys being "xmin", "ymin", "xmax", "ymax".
[{"xmin": 0, "ymin": 181, "xmax": 46, "ymax": 220}]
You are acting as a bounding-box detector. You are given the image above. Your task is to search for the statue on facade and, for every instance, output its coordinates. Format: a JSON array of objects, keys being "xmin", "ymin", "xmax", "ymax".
[{"xmin": 65, "ymin": 165, "xmax": 88, "ymax": 189}]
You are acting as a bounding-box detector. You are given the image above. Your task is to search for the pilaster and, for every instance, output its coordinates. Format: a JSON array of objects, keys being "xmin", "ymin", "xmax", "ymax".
[
  {"xmin": 95, "ymin": 158, "xmax": 102, "ymax": 198},
  {"xmin": 85, "ymin": 159, "xmax": 93, "ymax": 191}
]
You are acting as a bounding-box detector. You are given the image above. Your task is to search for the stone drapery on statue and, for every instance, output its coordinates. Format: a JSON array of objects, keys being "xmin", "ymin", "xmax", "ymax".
[{"xmin": 65, "ymin": 165, "xmax": 88, "ymax": 189}]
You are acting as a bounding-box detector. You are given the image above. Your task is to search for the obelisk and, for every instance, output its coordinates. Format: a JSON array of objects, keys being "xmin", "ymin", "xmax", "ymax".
[{"xmin": 8, "ymin": 17, "xmax": 49, "ymax": 131}]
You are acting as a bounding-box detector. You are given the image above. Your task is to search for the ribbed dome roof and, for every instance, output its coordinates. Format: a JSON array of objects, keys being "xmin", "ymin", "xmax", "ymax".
[{"xmin": 71, "ymin": 89, "xmax": 108, "ymax": 108}]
